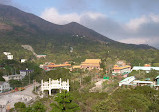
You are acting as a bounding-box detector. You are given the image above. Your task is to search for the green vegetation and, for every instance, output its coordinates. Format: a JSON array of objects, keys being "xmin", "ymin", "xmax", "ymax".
[
  {"xmin": 11, "ymin": 101, "xmax": 46, "ymax": 112},
  {"xmin": 94, "ymin": 86, "xmax": 159, "ymax": 112},
  {"xmin": 50, "ymin": 91, "xmax": 80, "ymax": 112},
  {"xmin": 129, "ymin": 69, "xmax": 159, "ymax": 80}
]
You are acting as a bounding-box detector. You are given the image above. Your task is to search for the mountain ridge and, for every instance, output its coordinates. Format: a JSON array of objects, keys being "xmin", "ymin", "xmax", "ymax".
[{"xmin": 0, "ymin": 3, "xmax": 156, "ymax": 50}]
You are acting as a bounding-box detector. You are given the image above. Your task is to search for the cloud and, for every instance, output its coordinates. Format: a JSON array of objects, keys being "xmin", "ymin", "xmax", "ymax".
[
  {"xmin": 41, "ymin": 7, "xmax": 159, "ymax": 47},
  {"xmin": 41, "ymin": 8, "xmax": 80, "ymax": 25},
  {"xmin": 100, "ymin": 0, "xmax": 159, "ymax": 15},
  {"xmin": 0, "ymin": 0, "xmax": 12, "ymax": 5},
  {"xmin": 41, "ymin": 8, "xmax": 106, "ymax": 25}
]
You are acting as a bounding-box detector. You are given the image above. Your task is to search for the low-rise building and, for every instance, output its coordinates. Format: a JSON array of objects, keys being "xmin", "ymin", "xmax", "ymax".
[
  {"xmin": 3, "ymin": 69, "xmax": 33, "ymax": 82},
  {"xmin": 0, "ymin": 81, "xmax": 11, "ymax": 93},
  {"xmin": 7, "ymin": 55, "xmax": 13, "ymax": 60},
  {"xmin": 47, "ymin": 62, "xmax": 71, "ymax": 69},
  {"xmin": 80, "ymin": 59, "xmax": 101, "ymax": 70},
  {"xmin": 20, "ymin": 59, "xmax": 27, "ymax": 63},
  {"xmin": 3, "ymin": 52, "xmax": 11, "ymax": 56},
  {"xmin": 113, "ymin": 65, "xmax": 131, "ymax": 74},
  {"xmin": 119, "ymin": 76, "xmax": 135, "ymax": 86},
  {"xmin": 3, "ymin": 75, "xmax": 23, "ymax": 82},
  {"xmin": 119, "ymin": 76, "xmax": 153, "ymax": 87},
  {"xmin": 40, "ymin": 62, "xmax": 71, "ymax": 71},
  {"xmin": 133, "ymin": 80, "xmax": 153, "ymax": 86},
  {"xmin": 20, "ymin": 69, "xmax": 33, "ymax": 77},
  {"xmin": 132, "ymin": 66, "xmax": 159, "ymax": 73}
]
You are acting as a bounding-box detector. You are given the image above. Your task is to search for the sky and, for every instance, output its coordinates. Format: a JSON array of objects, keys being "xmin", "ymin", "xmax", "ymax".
[{"xmin": 1, "ymin": 0, "xmax": 159, "ymax": 48}]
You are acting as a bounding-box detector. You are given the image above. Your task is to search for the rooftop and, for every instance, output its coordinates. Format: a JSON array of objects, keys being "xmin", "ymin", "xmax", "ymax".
[
  {"xmin": 82, "ymin": 59, "xmax": 101, "ymax": 64},
  {"xmin": 132, "ymin": 66, "xmax": 159, "ymax": 71},
  {"xmin": 113, "ymin": 65, "xmax": 131, "ymax": 70}
]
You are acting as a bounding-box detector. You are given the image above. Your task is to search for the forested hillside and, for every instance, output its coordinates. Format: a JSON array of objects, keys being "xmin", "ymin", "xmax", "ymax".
[{"xmin": 0, "ymin": 4, "xmax": 158, "ymax": 65}]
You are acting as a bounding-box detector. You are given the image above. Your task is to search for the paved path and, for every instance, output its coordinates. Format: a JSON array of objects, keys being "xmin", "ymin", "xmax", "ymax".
[
  {"xmin": 89, "ymin": 79, "xmax": 105, "ymax": 92},
  {"xmin": 0, "ymin": 84, "xmax": 39, "ymax": 112}
]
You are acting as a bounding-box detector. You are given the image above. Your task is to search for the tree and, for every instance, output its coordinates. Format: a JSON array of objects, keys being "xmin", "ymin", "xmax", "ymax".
[
  {"xmin": 50, "ymin": 90, "xmax": 80, "ymax": 112},
  {"xmin": 9, "ymin": 80, "xmax": 22, "ymax": 88},
  {"xmin": 14, "ymin": 102, "xmax": 26, "ymax": 112},
  {"xmin": 31, "ymin": 101, "xmax": 46, "ymax": 112}
]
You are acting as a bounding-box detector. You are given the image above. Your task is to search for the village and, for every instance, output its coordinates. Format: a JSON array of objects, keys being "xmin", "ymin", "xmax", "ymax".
[{"xmin": 0, "ymin": 52, "xmax": 159, "ymax": 111}]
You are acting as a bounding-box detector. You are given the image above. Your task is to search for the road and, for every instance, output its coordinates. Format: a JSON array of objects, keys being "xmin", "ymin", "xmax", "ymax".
[{"xmin": 0, "ymin": 84, "xmax": 39, "ymax": 112}]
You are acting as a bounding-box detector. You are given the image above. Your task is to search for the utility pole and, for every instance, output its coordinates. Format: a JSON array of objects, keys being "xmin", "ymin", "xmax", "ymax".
[
  {"xmin": 139, "ymin": 63, "xmax": 140, "ymax": 76},
  {"xmin": 29, "ymin": 73, "xmax": 30, "ymax": 84}
]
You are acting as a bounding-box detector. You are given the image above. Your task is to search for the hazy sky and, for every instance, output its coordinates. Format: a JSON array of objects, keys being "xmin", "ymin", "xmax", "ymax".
[{"xmin": 1, "ymin": 0, "xmax": 159, "ymax": 47}]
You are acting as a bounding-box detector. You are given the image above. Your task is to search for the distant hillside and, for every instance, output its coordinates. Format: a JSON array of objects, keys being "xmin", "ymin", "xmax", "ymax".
[{"xmin": 0, "ymin": 4, "xmax": 158, "ymax": 65}]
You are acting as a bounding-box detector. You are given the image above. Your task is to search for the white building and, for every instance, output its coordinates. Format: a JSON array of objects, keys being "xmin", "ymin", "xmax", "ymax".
[
  {"xmin": 119, "ymin": 76, "xmax": 135, "ymax": 86},
  {"xmin": 20, "ymin": 59, "xmax": 27, "ymax": 63},
  {"xmin": 132, "ymin": 66, "xmax": 159, "ymax": 73},
  {"xmin": 41, "ymin": 78, "xmax": 69, "ymax": 95},
  {"xmin": 2, "ymin": 69, "xmax": 33, "ymax": 82},
  {"xmin": 133, "ymin": 80, "xmax": 153, "ymax": 86},
  {"xmin": 0, "ymin": 81, "xmax": 11, "ymax": 93},
  {"xmin": 7, "ymin": 55, "xmax": 13, "ymax": 60},
  {"xmin": 3, "ymin": 52, "xmax": 11, "ymax": 56},
  {"xmin": 119, "ymin": 76, "xmax": 154, "ymax": 87},
  {"xmin": 3, "ymin": 75, "xmax": 23, "ymax": 82},
  {"xmin": 20, "ymin": 69, "xmax": 33, "ymax": 77}
]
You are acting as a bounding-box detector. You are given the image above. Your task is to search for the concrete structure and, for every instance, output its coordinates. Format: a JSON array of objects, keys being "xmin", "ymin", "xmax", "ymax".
[
  {"xmin": 119, "ymin": 76, "xmax": 154, "ymax": 87},
  {"xmin": 133, "ymin": 80, "xmax": 153, "ymax": 86},
  {"xmin": 3, "ymin": 52, "xmax": 13, "ymax": 60},
  {"xmin": 3, "ymin": 75, "xmax": 23, "ymax": 82},
  {"xmin": 119, "ymin": 76, "xmax": 135, "ymax": 86},
  {"xmin": 7, "ymin": 55, "xmax": 13, "ymax": 60},
  {"xmin": 0, "ymin": 82, "xmax": 11, "ymax": 93},
  {"xmin": 132, "ymin": 66, "xmax": 159, "ymax": 73},
  {"xmin": 3, "ymin": 69, "xmax": 33, "ymax": 82},
  {"xmin": 41, "ymin": 78, "xmax": 69, "ymax": 95},
  {"xmin": 0, "ymin": 95, "xmax": 32, "ymax": 111},
  {"xmin": 20, "ymin": 59, "xmax": 27, "ymax": 63},
  {"xmin": 3, "ymin": 52, "xmax": 11, "ymax": 56},
  {"xmin": 80, "ymin": 59, "xmax": 101, "ymax": 70},
  {"xmin": 20, "ymin": 69, "xmax": 33, "ymax": 77}
]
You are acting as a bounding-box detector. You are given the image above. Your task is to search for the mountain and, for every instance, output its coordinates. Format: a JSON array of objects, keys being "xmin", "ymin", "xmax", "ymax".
[{"xmin": 0, "ymin": 4, "xmax": 158, "ymax": 65}]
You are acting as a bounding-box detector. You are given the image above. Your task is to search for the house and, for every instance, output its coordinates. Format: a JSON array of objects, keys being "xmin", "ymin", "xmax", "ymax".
[
  {"xmin": 3, "ymin": 52, "xmax": 14, "ymax": 60},
  {"xmin": 112, "ymin": 60, "xmax": 131, "ymax": 76},
  {"xmin": 0, "ymin": 81, "xmax": 11, "ymax": 93},
  {"xmin": 133, "ymin": 80, "xmax": 153, "ymax": 86},
  {"xmin": 3, "ymin": 69, "xmax": 33, "ymax": 82},
  {"xmin": 7, "ymin": 55, "xmax": 13, "ymax": 60},
  {"xmin": 132, "ymin": 66, "xmax": 159, "ymax": 73},
  {"xmin": 113, "ymin": 65, "xmax": 131, "ymax": 74},
  {"xmin": 3, "ymin": 52, "xmax": 11, "ymax": 56},
  {"xmin": 80, "ymin": 59, "xmax": 101, "ymax": 70},
  {"xmin": 3, "ymin": 75, "xmax": 23, "ymax": 82},
  {"xmin": 20, "ymin": 69, "xmax": 33, "ymax": 77},
  {"xmin": 41, "ymin": 78, "xmax": 69, "ymax": 95},
  {"xmin": 20, "ymin": 59, "xmax": 27, "ymax": 63}
]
